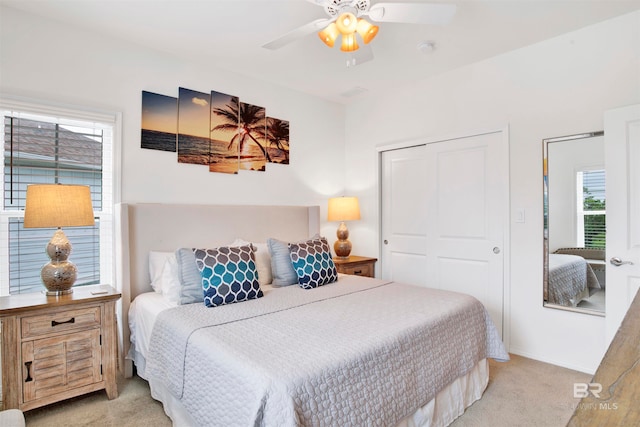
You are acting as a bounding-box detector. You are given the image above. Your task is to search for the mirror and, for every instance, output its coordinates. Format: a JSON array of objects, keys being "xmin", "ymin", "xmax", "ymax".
[{"xmin": 543, "ymin": 131, "xmax": 606, "ymax": 316}]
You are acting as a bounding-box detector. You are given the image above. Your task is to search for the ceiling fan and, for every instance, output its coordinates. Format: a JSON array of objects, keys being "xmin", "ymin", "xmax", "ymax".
[{"xmin": 262, "ymin": 0, "xmax": 457, "ymax": 66}]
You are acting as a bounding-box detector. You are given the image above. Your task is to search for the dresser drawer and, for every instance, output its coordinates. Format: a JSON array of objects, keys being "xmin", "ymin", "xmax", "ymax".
[
  {"xmin": 21, "ymin": 306, "xmax": 101, "ymax": 339},
  {"xmin": 338, "ymin": 263, "xmax": 374, "ymax": 277}
]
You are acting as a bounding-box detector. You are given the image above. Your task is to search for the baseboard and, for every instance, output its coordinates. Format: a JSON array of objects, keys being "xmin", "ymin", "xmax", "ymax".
[{"xmin": 508, "ymin": 347, "xmax": 597, "ymax": 375}]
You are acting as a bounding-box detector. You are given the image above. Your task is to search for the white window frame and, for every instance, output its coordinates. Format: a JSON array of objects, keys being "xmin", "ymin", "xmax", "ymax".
[{"xmin": 0, "ymin": 95, "xmax": 121, "ymax": 296}]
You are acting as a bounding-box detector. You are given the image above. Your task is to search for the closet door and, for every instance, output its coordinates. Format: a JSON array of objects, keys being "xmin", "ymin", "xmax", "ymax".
[
  {"xmin": 381, "ymin": 130, "xmax": 507, "ymax": 336},
  {"xmin": 380, "ymin": 145, "xmax": 428, "ymax": 286}
]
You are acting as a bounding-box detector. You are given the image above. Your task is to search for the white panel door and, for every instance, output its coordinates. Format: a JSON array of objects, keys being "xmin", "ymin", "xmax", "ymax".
[
  {"xmin": 424, "ymin": 132, "xmax": 505, "ymax": 333},
  {"xmin": 381, "ymin": 131, "xmax": 507, "ymax": 336},
  {"xmin": 604, "ymin": 104, "xmax": 640, "ymax": 343},
  {"xmin": 380, "ymin": 145, "xmax": 428, "ymax": 286}
]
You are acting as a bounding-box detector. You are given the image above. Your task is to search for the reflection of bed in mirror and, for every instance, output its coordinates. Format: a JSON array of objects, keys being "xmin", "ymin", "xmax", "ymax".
[{"xmin": 547, "ymin": 248, "xmax": 604, "ymax": 307}]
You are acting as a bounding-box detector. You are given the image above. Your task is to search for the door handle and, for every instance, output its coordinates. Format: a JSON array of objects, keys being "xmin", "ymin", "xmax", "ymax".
[
  {"xmin": 610, "ymin": 257, "xmax": 634, "ymax": 267},
  {"xmin": 25, "ymin": 361, "xmax": 33, "ymax": 382}
]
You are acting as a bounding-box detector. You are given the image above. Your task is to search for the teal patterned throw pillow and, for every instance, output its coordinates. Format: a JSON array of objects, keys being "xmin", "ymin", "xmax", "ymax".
[
  {"xmin": 193, "ymin": 245, "xmax": 263, "ymax": 307},
  {"xmin": 288, "ymin": 237, "xmax": 338, "ymax": 289}
]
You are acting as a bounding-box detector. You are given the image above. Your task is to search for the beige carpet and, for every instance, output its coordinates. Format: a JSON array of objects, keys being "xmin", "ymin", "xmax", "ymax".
[{"xmin": 24, "ymin": 354, "xmax": 590, "ymax": 427}]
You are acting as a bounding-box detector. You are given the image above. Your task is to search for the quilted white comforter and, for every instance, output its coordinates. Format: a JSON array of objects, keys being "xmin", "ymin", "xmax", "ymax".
[
  {"xmin": 548, "ymin": 254, "xmax": 601, "ymax": 306},
  {"xmin": 145, "ymin": 275, "xmax": 508, "ymax": 427}
]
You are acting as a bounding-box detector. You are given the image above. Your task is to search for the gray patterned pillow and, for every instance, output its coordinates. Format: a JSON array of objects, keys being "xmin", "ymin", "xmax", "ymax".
[
  {"xmin": 288, "ymin": 236, "xmax": 338, "ymax": 289},
  {"xmin": 193, "ymin": 245, "xmax": 263, "ymax": 307}
]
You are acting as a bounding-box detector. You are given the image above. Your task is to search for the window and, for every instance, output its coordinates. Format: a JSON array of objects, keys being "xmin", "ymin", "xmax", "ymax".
[
  {"xmin": 1, "ymin": 99, "xmax": 116, "ymax": 295},
  {"xmin": 576, "ymin": 169, "xmax": 605, "ymax": 249}
]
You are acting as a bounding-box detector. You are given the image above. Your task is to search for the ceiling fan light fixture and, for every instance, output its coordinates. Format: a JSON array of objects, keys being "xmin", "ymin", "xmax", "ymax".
[
  {"xmin": 340, "ymin": 33, "xmax": 359, "ymax": 52},
  {"xmin": 356, "ymin": 18, "xmax": 378, "ymax": 44},
  {"xmin": 318, "ymin": 22, "xmax": 340, "ymax": 47},
  {"xmin": 335, "ymin": 12, "xmax": 358, "ymax": 34}
]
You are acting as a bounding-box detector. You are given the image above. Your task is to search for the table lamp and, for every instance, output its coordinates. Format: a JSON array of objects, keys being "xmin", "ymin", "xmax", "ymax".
[
  {"xmin": 327, "ymin": 196, "xmax": 361, "ymax": 258},
  {"xmin": 23, "ymin": 184, "xmax": 95, "ymax": 295}
]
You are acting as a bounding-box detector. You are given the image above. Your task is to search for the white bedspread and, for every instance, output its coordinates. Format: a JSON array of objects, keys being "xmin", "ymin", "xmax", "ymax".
[{"xmin": 145, "ymin": 275, "xmax": 508, "ymax": 427}]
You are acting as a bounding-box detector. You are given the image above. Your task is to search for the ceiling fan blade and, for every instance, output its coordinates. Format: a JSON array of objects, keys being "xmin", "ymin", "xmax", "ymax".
[
  {"xmin": 262, "ymin": 18, "xmax": 333, "ymax": 50},
  {"xmin": 347, "ymin": 44, "xmax": 374, "ymax": 67},
  {"xmin": 366, "ymin": 3, "xmax": 457, "ymax": 25}
]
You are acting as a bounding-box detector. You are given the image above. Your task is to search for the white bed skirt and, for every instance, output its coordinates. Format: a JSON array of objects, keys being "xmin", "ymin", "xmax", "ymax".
[
  {"xmin": 397, "ymin": 358, "xmax": 489, "ymax": 427},
  {"xmin": 131, "ymin": 353, "xmax": 488, "ymax": 427}
]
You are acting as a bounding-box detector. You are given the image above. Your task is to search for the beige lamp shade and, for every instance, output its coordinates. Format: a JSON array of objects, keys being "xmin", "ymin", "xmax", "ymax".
[
  {"xmin": 24, "ymin": 184, "xmax": 95, "ymax": 228},
  {"xmin": 328, "ymin": 197, "xmax": 361, "ymax": 222}
]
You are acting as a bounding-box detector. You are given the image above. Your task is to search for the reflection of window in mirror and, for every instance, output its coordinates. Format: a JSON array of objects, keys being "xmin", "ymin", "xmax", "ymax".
[{"xmin": 577, "ymin": 169, "xmax": 606, "ymax": 250}]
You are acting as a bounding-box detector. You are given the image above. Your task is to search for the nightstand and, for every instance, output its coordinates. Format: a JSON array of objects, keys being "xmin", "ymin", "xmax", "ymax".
[
  {"xmin": 333, "ymin": 256, "xmax": 377, "ymax": 278},
  {"xmin": 0, "ymin": 284, "xmax": 120, "ymax": 411}
]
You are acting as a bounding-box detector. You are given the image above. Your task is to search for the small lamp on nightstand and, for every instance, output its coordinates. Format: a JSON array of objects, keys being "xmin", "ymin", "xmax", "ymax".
[
  {"xmin": 327, "ymin": 196, "xmax": 361, "ymax": 258},
  {"xmin": 23, "ymin": 184, "xmax": 95, "ymax": 296}
]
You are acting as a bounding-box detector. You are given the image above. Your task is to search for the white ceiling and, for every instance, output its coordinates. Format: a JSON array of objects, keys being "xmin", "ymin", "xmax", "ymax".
[{"xmin": 3, "ymin": 0, "xmax": 640, "ymax": 104}]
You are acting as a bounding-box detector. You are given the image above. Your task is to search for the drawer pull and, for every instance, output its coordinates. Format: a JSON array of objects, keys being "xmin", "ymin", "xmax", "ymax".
[
  {"xmin": 354, "ymin": 270, "xmax": 362, "ymax": 275},
  {"xmin": 25, "ymin": 361, "xmax": 33, "ymax": 382},
  {"xmin": 51, "ymin": 317, "xmax": 75, "ymax": 327}
]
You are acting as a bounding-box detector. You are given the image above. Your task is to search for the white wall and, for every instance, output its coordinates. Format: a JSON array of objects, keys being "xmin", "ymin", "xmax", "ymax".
[
  {"xmin": 345, "ymin": 11, "xmax": 640, "ymax": 373},
  {"xmin": 0, "ymin": 6, "xmax": 346, "ymax": 240}
]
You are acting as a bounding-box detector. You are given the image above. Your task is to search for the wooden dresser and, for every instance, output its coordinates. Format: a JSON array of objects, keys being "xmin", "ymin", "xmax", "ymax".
[
  {"xmin": 333, "ymin": 256, "xmax": 377, "ymax": 278},
  {"xmin": 0, "ymin": 285, "xmax": 120, "ymax": 411}
]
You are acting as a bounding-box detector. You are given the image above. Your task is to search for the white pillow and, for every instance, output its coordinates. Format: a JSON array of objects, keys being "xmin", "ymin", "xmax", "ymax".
[
  {"xmin": 148, "ymin": 251, "xmax": 175, "ymax": 293},
  {"xmin": 160, "ymin": 256, "xmax": 181, "ymax": 305},
  {"xmin": 231, "ymin": 239, "xmax": 273, "ymax": 286}
]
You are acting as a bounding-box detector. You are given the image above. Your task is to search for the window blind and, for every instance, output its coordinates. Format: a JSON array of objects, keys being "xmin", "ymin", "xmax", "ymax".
[
  {"xmin": 1, "ymin": 106, "xmax": 114, "ymax": 295},
  {"xmin": 580, "ymin": 170, "xmax": 606, "ymax": 250}
]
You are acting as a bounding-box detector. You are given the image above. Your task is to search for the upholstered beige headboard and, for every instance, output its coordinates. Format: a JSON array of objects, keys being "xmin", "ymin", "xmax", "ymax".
[{"xmin": 116, "ymin": 203, "xmax": 320, "ymax": 376}]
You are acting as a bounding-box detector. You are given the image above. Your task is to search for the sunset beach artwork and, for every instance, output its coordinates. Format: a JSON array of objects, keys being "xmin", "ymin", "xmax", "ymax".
[
  {"xmin": 141, "ymin": 91, "xmax": 177, "ymax": 152},
  {"xmin": 210, "ymin": 91, "xmax": 240, "ymax": 174},
  {"xmin": 238, "ymin": 101, "xmax": 267, "ymax": 172},
  {"xmin": 266, "ymin": 117, "xmax": 290, "ymax": 164},
  {"xmin": 178, "ymin": 87, "xmax": 211, "ymax": 165},
  {"xmin": 140, "ymin": 87, "xmax": 291, "ymax": 174}
]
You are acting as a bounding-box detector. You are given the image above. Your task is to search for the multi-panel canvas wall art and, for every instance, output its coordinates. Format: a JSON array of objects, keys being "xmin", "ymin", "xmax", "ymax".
[
  {"xmin": 141, "ymin": 91, "xmax": 177, "ymax": 152},
  {"xmin": 141, "ymin": 88, "xmax": 290, "ymax": 174}
]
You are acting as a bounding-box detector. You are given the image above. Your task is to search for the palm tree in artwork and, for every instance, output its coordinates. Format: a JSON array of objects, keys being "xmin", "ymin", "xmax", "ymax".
[
  {"xmin": 265, "ymin": 117, "xmax": 290, "ymax": 163},
  {"xmin": 211, "ymin": 98, "xmax": 271, "ymax": 162}
]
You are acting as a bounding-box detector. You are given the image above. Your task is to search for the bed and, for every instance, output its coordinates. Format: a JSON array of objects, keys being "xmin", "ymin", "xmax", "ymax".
[
  {"xmin": 547, "ymin": 253, "xmax": 601, "ymax": 307},
  {"xmin": 117, "ymin": 203, "xmax": 508, "ymax": 427}
]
